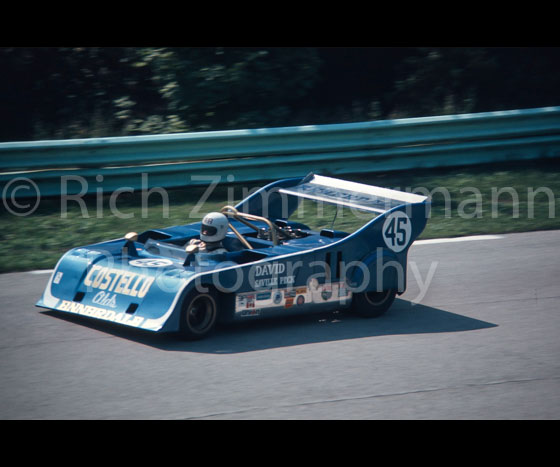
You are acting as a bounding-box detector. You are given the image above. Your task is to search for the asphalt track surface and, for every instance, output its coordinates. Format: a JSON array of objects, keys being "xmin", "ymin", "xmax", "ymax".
[{"xmin": 1, "ymin": 230, "xmax": 559, "ymax": 419}]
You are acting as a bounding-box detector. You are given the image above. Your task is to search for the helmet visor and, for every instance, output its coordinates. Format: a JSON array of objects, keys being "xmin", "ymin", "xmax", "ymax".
[{"xmin": 201, "ymin": 225, "xmax": 218, "ymax": 237}]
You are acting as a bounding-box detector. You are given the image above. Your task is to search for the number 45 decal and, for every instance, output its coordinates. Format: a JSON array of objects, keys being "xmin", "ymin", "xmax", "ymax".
[{"xmin": 382, "ymin": 211, "xmax": 412, "ymax": 252}]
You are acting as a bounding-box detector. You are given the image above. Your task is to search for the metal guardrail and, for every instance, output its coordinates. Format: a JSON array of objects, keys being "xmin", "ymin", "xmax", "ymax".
[{"xmin": 1, "ymin": 106, "xmax": 560, "ymax": 197}]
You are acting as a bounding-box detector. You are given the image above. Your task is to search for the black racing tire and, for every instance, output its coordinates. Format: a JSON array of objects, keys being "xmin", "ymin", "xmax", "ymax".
[
  {"xmin": 351, "ymin": 289, "xmax": 397, "ymax": 318},
  {"xmin": 179, "ymin": 289, "xmax": 218, "ymax": 340}
]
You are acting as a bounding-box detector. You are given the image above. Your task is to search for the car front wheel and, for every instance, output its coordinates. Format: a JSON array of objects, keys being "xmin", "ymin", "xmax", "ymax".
[{"xmin": 179, "ymin": 291, "xmax": 218, "ymax": 340}]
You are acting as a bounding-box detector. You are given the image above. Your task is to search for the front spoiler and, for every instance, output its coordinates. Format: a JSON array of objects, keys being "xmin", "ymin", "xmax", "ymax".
[{"xmin": 35, "ymin": 248, "xmax": 196, "ymax": 333}]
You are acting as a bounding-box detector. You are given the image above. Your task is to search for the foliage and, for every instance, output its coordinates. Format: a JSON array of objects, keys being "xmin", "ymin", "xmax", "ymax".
[{"xmin": 1, "ymin": 47, "xmax": 559, "ymax": 142}]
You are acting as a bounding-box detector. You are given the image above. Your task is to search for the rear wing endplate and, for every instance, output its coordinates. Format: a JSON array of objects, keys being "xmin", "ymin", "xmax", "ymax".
[{"xmin": 278, "ymin": 174, "xmax": 428, "ymax": 214}]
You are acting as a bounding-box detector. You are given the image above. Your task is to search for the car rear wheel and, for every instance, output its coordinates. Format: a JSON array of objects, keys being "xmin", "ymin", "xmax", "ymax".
[
  {"xmin": 179, "ymin": 291, "xmax": 218, "ymax": 340},
  {"xmin": 352, "ymin": 289, "xmax": 396, "ymax": 318}
]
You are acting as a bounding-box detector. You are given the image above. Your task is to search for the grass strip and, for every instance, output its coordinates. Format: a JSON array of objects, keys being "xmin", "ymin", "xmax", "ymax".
[{"xmin": 1, "ymin": 160, "xmax": 559, "ymax": 273}]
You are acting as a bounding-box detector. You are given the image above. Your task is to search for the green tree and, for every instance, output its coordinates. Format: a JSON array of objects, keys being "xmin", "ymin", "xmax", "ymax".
[
  {"xmin": 142, "ymin": 47, "xmax": 322, "ymax": 131},
  {"xmin": 2, "ymin": 47, "xmax": 559, "ymax": 142},
  {"xmin": 0, "ymin": 47, "xmax": 165, "ymax": 141}
]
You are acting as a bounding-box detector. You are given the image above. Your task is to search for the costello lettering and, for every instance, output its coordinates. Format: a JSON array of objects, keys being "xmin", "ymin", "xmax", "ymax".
[{"xmin": 83, "ymin": 265, "xmax": 155, "ymax": 298}]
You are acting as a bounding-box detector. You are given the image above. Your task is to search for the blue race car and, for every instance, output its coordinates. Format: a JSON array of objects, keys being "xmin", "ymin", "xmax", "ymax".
[{"xmin": 37, "ymin": 174, "xmax": 430, "ymax": 340}]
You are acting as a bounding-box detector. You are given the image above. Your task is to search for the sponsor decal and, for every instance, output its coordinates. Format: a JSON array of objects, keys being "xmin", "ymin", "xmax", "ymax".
[
  {"xmin": 284, "ymin": 289, "xmax": 296, "ymax": 299},
  {"xmin": 83, "ymin": 265, "xmax": 155, "ymax": 298},
  {"xmin": 300, "ymin": 184, "xmax": 378, "ymax": 205},
  {"xmin": 338, "ymin": 285, "xmax": 349, "ymax": 298},
  {"xmin": 256, "ymin": 292, "xmax": 271, "ymax": 301},
  {"xmin": 92, "ymin": 290, "xmax": 117, "ymax": 308},
  {"xmin": 255, "ymin": 263, "xmax": 285, "ymax": 276},
  {"xmin": 236, "ymin": 294, "xmax": 255, "ymax": 310},
  {"xmin": 308, "ymin": 277, "xmax": 319, "ymax": 290},
  {"xmin": 240, "ymin": 309, "xmax": 261, "ymax": 317},
  {"xmin": 254, "ymin": 275, "xmax": 294, "ymax": 288},
  {"xmin": 57, "ymin": 300, "xmax": 144, "ymax": 327},
  {"xmin": 53, "ymin": 271, "xmax": 63, "ymax": 284},
  {"xmin": 235, "ymin": 281, "xmax": 352, "ymax": 315},
  {"xmin": 273, "ymin": 291, "xmax": 283, "ymax": 305},
  {"xmin": 129, "ymin": 258, "xmax": 174, "ymax": 268},
  {"xmin": 310, "ymin": 282, "xmax": 352, "ymax": 306},
  {"xmin": 321, "ymin": 284, "xmax": 333, "ymax": 301},
  {"xmin": 253, "ymin": 262, "xmax": 295, "ymax": 288}
]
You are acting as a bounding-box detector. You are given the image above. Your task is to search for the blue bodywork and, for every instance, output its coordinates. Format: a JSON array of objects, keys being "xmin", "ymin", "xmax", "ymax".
[{"xmin": 36, "ymin": 174, "xmax": 430, "ymax": 333}]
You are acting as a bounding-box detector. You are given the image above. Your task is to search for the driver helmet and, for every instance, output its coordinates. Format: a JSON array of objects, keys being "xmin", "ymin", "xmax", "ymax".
[{"xmin": 200, "ymin": 212, "xmax": 229, "ymax": 243}]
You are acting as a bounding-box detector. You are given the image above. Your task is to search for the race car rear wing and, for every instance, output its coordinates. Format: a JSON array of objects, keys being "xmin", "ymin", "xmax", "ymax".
[{"xmin": 278, "ymin": 174, "xmax": 428, "ymax": 214}]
